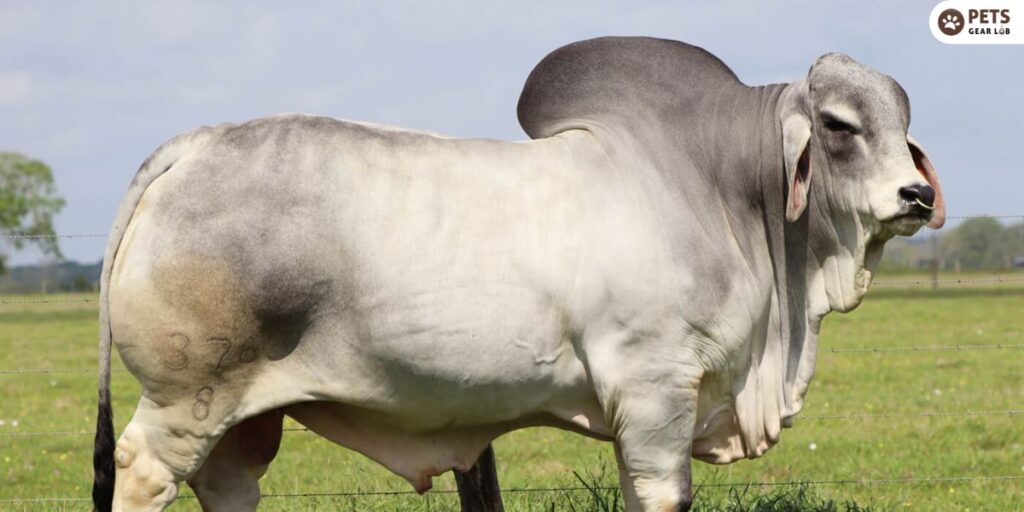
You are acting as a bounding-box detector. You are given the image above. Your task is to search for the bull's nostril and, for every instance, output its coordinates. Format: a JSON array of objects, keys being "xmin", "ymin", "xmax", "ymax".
[
  {"xmin": 899, "ymin": 184, "xmax": 935, "ymax": 208},
  {"xmin": 919, "ymin": 185, "xmax": 935, "ymax": 206}
]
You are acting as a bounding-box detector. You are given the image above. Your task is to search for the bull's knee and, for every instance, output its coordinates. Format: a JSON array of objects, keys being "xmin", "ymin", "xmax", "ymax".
[
  {"xmin": 632, "ymin": 477, "xmax": 692, "ymax": 512},
  {"xmin": 112, "ymin": 416, "xmax": 222, "ymax": 512}
]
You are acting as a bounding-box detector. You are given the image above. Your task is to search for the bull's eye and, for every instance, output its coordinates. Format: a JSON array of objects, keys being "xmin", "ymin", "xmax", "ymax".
[{"xmin": 821, "ymin": 114, "xmax": 860, "ymax": 135}]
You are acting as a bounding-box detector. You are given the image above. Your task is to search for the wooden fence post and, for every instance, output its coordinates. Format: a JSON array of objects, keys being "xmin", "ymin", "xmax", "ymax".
[{"xmin": 454, "ymin": 443, "xmax": 504, "ymax": 512}]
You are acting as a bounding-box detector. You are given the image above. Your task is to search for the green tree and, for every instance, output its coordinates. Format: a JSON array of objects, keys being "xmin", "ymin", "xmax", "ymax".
[
  {"xmin": 942, "ymin": 217, "xmax": 1008, "ymax": 270},
  {"xmin": 1004, "ymin": 222, "xmax": 1024, "ymax": 267},
  {"xmin": 0, "ymin": 152, "xmax": 65, "ymax": 275},
  {"xmin": 68, "ymin": 275, "xmax": 94, "ymax": 292}
]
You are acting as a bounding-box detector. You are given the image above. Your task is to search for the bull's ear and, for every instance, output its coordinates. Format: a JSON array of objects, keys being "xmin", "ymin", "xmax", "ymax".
[
  {"xmin": 907, "ymin": 135, "xmax": 945, "ymax": 229},
  {"xmin": 783, "ymin": 114, "xmax": 812, "ymax": 222}
]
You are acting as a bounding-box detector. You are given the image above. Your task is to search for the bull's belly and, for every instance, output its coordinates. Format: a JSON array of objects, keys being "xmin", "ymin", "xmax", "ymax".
[
  {"xmin": 276, "ymin": 296, "xmax": 608, "ymax": 493},
  {"xmin": 281, "ymin": 398, "xmax": 600, "ymax": 493},
  {"xmin": 225, "ymin": 289, "xmax": 610, "ymax": 492},
  {"xmin": 267, "ymin": 285, "xmax": 603, "ymax": 431}
]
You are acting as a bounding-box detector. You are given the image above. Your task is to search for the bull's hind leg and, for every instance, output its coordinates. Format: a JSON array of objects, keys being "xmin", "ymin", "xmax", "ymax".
[
  {"xmin": 112, "ymin": 396, "xmax": 228, "ymax": 512},
  {"xmin": 112, "ymin": 395, "xmax": 281, "ymax": 512},
  {"xmin": 110, "ymin": 345, "xmax": 273, "ymax": 511},
  {"xmin": 188, "ymin": 409, "xmax": 285, "ymax": 511}
]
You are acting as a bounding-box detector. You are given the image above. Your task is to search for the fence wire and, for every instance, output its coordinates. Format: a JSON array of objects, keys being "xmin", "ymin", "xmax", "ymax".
[
  {"xmin": 5, "ymin": 277, "xmax": 1024, "ymax": 307},
  {"xmin": 2, "ymin": 409, "xmax": 1022, "ymax": 439},
  {"xmin": 2, "ymin": 475, "xmax": 1022, "ymax": 505},
  {"xmin": 945, "ymin": 214, "xmax": 1024, "ymax": 220},
  {"xmin": 872, "ymin": 278, "xmax": 1024, "ymax": 286},
  {"xmin": 1, "ymin": 233, "xmax": 106, "ymax": 240},
  {"xmin": 0, "ymin": 297, "xmax": 98, "ymax": 304},
  {"xmin": 820, "ymin": 342, "xmax": 1024, "ymax": 353},
  {"xmin": 873, "ymin": 277, "xmax": 1024, "ymax": 286},
  {"xmin": 0, "ymin": 426, "xmax": 306, "ymax": 438},
  {"xmin": 0, "ymin": 211, "xmax": 1019, "ymax": 239},
  {"xmin": 2, "ymin": 213, "xmax": 1022, "ymax": 242},
  {"xmin": 1, "ymin": 341, "xmax": 1021, "ymax": 375},
  {"xmin": 798, "ymin": 409, "xmax": 1024, "ymax": 420},
  {"xmin": 0, "ymin": 367, "xmax": 118, "ymax": 374}
]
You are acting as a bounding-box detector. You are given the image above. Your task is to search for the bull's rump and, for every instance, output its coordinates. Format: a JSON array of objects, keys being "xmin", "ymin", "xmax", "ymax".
[{"xmin": 108, "ymin": 114, "xmax": 600, "ymax": 431}]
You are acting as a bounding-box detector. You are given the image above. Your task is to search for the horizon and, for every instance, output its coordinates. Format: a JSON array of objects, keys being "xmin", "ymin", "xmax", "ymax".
[{"xmin": 8, "ymin": 215, "xmax": 1024, "ymax": 269}]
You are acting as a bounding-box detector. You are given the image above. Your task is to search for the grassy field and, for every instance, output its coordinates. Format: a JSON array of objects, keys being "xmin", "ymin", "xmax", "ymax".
[{"xmin": 2, "ymin": 273, "xmax": 1023, "ymax": 511}]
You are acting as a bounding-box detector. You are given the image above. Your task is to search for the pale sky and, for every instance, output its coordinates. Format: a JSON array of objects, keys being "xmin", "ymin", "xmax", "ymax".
[{"xmin": 2, "ymin": 0, "xmax": 1021, "ymax": 264}]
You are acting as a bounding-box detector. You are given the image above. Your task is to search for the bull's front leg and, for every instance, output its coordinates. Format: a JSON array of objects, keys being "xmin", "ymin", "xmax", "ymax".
[{"xmin": 586, "ymin": 332, "xmax": 701, "ymax": 512}]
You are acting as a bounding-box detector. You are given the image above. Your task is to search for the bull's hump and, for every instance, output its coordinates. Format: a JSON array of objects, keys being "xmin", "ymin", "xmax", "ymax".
[{"xmin": 517, "ymin": 36, "xmax": 742, "ymax": 138}]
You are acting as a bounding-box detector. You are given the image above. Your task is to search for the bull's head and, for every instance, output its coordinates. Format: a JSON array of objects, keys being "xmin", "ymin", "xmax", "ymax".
[{"xmin": 778, "ymin": 53, "xmax": 945, "ymax": 311}]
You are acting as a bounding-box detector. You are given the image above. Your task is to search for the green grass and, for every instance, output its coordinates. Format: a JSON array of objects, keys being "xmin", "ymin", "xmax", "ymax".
[{"xmin": 2, "ymin": 273, "xmax": 1023, "ymax": 511}]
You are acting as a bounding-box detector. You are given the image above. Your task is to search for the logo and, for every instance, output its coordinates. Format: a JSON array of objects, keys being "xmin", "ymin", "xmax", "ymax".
[
  {"xmin": 930, "ymin": 1, "xmax": 1022, "ymax": 45},
  {"xmin": 938, "ymin": 8, "xmax": 965, "ymax": 35}
]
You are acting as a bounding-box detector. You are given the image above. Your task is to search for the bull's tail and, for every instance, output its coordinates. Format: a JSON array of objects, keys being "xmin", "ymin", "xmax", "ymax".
[
  {"xmin": 92, "ymin": 130, "xmax": 207, "ymax": 511},
  {"xmin": 92, "ymin": 337, "xmax": 115, "ymax": 510}
]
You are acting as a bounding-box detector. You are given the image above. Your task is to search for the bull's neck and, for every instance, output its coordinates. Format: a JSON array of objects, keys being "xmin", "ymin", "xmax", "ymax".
[
  {"xmin": 686, "ymin": 82, "xmax": 791, "ymax": 271},
  {"xmin": 685, "ymin": 80, "xmax": 830, "ymax": 413}
]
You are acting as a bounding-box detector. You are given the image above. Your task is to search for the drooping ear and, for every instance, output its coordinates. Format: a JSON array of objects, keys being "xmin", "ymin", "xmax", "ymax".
[
  {"xmin": 782, "ymin": 114, "xmax": 812, "ymax": 222},
  {"xmin": 907, "ymin": 135, "xmax": 946, "ymax": 229}
]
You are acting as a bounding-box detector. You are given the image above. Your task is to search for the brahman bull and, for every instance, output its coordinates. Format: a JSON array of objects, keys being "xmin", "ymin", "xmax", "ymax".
[{"xmin": 92, "ymin": 37, "xmax": 944, "ymax": 512}]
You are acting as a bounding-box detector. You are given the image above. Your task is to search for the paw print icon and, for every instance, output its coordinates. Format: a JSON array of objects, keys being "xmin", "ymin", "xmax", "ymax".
[{"xmin": 938, "ymin": 8, "xmax": 965, "ymax": 36}]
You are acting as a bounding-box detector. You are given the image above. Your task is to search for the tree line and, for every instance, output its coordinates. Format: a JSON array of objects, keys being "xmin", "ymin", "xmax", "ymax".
[
  {"xmin": 880, "ymin": 217, "xmax": 1024, "ymax": 272},
  {"xmin": 0, "ymin": 152, "xmax": 64, "ymax": 275}
]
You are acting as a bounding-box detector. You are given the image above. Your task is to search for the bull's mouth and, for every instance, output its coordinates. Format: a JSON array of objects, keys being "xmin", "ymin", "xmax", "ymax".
[{"xmin": 882, "ymin": 210, "xmax": 931, "ymax": 236}]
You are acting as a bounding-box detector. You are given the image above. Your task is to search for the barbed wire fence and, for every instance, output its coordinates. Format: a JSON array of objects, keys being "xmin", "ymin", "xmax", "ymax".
[
  {"xmin": 2, "ymin": 215, "xmax": 1023, "ymax": 507},
  {"xmin": 3, "ymin": 407, "xmax": 1024, "ymax": 439},
  {"xmin": 5, "ymin": 474, "xmax": 1024, "ymax": 506},
  {"xmin": 3, "ymin": 213, "xmax": 1024, "ymax": 242}
]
